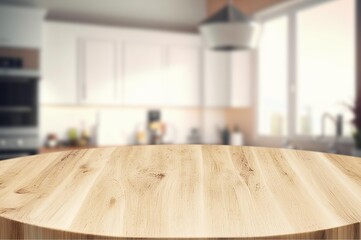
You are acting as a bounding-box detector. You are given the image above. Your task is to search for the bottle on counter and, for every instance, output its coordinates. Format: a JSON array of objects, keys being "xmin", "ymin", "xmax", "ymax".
[
  {"xmin": 147, "ymin": 110, "xmax": 161, "ymax": 145},
  {"xmin": 221, "ymin": 126, "xmax": 230, "ymax": 145},
  {"xmin": 336, "ymin": 114, "xmax": 343, "ymax": 137},
  {"xmin": 187, "ymin": 128, "xmax": 201, "ymax": 144},
  {"xmin": 135, "ymin": 123, "xmax": 148, "ymax": 145},
  {"xmin": 79, "ymin": 122, "xmax": 91, "ymax": 147}
]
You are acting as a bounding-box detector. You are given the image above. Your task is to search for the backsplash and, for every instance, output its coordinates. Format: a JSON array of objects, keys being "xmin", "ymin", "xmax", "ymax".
[{"xmin": 40, "ymin": 106, "xmax": 225, "ymax": 146}]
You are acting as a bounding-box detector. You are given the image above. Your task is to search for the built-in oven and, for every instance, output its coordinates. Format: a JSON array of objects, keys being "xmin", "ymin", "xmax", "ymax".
[
  {"xmin": 0, "ymin": 72, "xmax": 38, "ymax": 127},
  {"xmin": 0, "ymin": 69, "xmax": 40, "ymax": 160}
]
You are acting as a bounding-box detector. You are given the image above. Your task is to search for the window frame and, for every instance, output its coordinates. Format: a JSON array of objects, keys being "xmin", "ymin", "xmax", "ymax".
[{"xmin": 253, "ymin": 0, "xmax": 356, "ymax": 147}]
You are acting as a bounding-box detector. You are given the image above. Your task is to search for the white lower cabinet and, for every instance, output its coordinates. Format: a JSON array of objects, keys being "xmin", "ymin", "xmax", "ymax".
[
  {"xmin": 166, "ymin": 47, "xmax": 201, "ymax": 107},
  {"xmin": 79, "ymin": 39, "xmax": 117, "ymax": 104},
  {"xmin": 123, "ymin": 43, "xmax": 165, "ymax": 106}
]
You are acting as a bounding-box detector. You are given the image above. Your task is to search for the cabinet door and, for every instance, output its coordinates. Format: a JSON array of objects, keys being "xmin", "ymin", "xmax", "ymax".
[
  {"xmin": 203, "ymin": 50, "xmax": 231, "ymax": 107},
  {"xmin": 123, "ymin": 43, "xmax": 165, "ymax": 106},
  {"xmin": 80, "ymin": 39, "xmax": 117, "ymax": 104},
  {"xmin": 41, "ymin": 22, "xmax": 78, "ymax": 104},
  {"xmin": 166, "ymin": 47, "xmax": 201, "ymax": 107},
  {"xmin": 231, "ymin": 51, "xmax": 252, "ymax": 107}
]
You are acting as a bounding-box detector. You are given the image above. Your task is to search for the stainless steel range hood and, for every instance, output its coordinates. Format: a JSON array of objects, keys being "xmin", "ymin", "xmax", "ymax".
[
  {"xmin": 200, "ymin": 0, "xmax": 331, "ymax": 51},
  {"xmin": 199, "ymin": 2, "xmax": 261, "ymax": 51}
]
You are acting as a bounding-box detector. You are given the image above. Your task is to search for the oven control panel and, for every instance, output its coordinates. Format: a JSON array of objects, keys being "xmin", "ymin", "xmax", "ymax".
[{"xmin": 0, "ymin": 136, "xmax": 38, "ymax": 150}]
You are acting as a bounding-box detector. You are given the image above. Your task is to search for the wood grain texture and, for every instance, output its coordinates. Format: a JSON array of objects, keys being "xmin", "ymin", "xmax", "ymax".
[
  {"xmin": 1, "ymin": 145, "xmax": 361, "ymax": 239},
  {"xmin": 40, "ymin": 146, "xmax": 98, "ymax": 154}
]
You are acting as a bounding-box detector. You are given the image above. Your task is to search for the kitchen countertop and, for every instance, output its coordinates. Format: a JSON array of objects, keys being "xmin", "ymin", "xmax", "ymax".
[
  {"xmin": 39, "ymin": 146, "xmax": 97, "ymax": 154},
  {"xmin": 1, "ymin": 145, "xmax": 361, "ymax": 239}
]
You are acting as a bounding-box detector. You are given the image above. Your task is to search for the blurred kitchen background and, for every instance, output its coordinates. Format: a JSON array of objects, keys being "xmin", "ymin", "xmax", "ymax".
[{"xmin": 0, "ymin": 0, "xmax": 359, "ymax": 159}]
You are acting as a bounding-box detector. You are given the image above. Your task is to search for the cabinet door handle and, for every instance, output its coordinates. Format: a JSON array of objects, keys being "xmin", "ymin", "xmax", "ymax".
[{"xmin": 78, "ymin": 38, "xmax": 87, "ymax": 102}]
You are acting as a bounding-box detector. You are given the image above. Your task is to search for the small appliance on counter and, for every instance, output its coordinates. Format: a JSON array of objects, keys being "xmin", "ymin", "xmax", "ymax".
[
  {"xmin": 218, "ymin": 125, "xmax": 244, "ymax": 146},
  {"xmin": 135, "ymin": 110, "xmax": 176, "ymax": 145},
  {"xmin": 220, "ymin": 126, "xmax": 230, "ymax": 145},
  {"xmin": 187, "ymin": 128, "xmax": 202, "ymax": 144},
  {"xmin": 148, "ymin": 110, "xmax": 162, "ymax": 145}
]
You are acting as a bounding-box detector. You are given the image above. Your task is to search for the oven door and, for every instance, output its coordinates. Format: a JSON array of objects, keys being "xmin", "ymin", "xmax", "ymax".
[{"xmin": 0, "ymin": 75, "xmax": 38, "ymax": 127}]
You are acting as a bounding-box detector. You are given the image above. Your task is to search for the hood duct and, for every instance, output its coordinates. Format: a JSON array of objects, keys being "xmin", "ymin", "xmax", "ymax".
[{"xmin": 199, "ymin": 2, "xmax": 261, "ymax": 51}]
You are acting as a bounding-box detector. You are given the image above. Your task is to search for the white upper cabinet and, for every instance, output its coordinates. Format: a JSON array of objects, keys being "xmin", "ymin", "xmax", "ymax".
[
  {"xmin": 166, "ymin": 47, "xmax": 201, "ymax": 107},
  {"xmin": 0, "ymin": 5, "xmax": 45, "ymax": 48},
  {"xmin": 79, "ymin": 39, "xmax": 117, "ymax": 104},
  {"xmin": 42, "ymin": 21, "xmax": 252, "ymax": 108},
  {"xmin": 203, "ymin": 50, "xmax": 230, "ymax": 107},
  {"xmin": 123, "ymin": 43, "xmax": 165, "ymax": 106},
  {"xmin": 41, "ymin": 21, "xmax": 204, "ymax": 107},
  {"xmin": 41, "ymin": 22, "xmax": 78, "ymax": 104},
  {"xmin": 231, "ymin": 51, "xmax": 252, "ymax": 107},
  {"xmin": 203, "ymin": 50, "xmax": 252, "ymax": 108}
]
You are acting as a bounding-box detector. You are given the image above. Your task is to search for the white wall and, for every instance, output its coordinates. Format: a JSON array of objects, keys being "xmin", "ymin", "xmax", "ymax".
[{"xmin": 0, "ymin": 0, "xmax": 206, "ymax": 32}]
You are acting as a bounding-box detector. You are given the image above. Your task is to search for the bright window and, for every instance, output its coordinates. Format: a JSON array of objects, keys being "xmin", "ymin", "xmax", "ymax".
[
  {"xmin": 257, "ymin": 16, "xmax": 288, "ymax": 136},
  {"xmin": 296, "ymin": 0, "xmax": 355, "ymax": 137},
  {"xmin": 257, "ymin": 0, "xmax": 355, "ymax": 138}
]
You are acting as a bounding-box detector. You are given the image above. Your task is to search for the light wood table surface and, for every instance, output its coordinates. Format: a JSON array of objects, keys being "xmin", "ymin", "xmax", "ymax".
[{"xmin": 1, "ymin": 145, "xmax": 361, "ymax": 239}]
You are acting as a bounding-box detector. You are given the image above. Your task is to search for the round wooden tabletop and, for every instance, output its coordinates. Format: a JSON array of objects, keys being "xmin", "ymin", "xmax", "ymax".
[{"xmin": 1, "ymin": 145, "xmax": 361, "ymax": 239}]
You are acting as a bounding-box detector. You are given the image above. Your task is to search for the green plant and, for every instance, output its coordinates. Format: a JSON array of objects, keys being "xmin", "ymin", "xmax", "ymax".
[
  {"xmin": 350, "ymin": 97, "xmax": 361, "ymax": 149},
  {"xmin": 354, "ymin": 132, "xmax": 361, "ymax": 149},
  {"xmin": 68, "ymin": 128, "xmax": 79, "ymax": 146}
]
